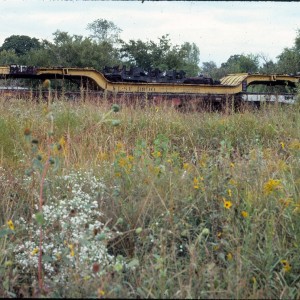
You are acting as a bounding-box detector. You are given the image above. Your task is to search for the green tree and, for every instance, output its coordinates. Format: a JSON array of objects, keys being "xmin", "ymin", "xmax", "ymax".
[
  {"xmin": 201, "ymin": 61, "xmax": 224, "ymax": 80},
  {"xmin": 276, "ymin": 29, "xmax": 300, "ymax": 74},
  {"xmin": 0, "ymin": 35, "xmax": 41, "ymax": 56},
  {"xmin": 46, "ymin": 30, "xmax": 120, "ymax": 69},
  {"xmin": 221, "ymin": 54, "xmax": 260, "ymax": 74},
  {"xmin": 120, "ymin": 35, "xmax": 200, "ymax": 76},
  {"xmin": 86, "ymin": 19, "xmax": 122, "ymax": 44},
  {"xmin": 0, "ymin": 49, "xmax": 19, "ymax": 65}
]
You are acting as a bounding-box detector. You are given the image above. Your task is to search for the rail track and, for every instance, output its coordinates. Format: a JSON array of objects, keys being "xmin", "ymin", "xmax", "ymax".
[{"xmin": 0, "ymin": 64, "xmax": 299, "ymax": 110}]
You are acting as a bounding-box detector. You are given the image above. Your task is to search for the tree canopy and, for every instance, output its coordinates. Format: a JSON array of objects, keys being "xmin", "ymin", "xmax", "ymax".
[{"xmin": 0, "ymin": 20, "xmax": 299, "ymax": 80}]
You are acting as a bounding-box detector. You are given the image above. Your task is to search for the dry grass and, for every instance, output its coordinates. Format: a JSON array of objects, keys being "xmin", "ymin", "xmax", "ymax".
[{"xmin": 0, "ymin": 97, "xmax": 300, "ymax": 298}]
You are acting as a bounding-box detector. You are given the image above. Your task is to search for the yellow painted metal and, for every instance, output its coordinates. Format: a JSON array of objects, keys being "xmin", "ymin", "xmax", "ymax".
[
  {"xmin": 1, "ymin": 66, "xmax": 299, "ymax": 95},
  {"xmin": 0, "ymin": 66, "xmax": 10, "ymax": 75},
  {"xmin": 221, "ymin": 73, "xmax": 300, "ymax": 86}
]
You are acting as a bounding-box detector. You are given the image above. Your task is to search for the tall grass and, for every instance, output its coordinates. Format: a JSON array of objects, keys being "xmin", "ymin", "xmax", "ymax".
[{"xmin": 0, "ymin": 97, "xmax": 300, "ymax": 298}]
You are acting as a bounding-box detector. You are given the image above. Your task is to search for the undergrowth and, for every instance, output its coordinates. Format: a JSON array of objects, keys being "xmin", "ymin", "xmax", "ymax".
[{"xmin": 0, "ymin": 97, "xmax": 300, "ymax": 298}]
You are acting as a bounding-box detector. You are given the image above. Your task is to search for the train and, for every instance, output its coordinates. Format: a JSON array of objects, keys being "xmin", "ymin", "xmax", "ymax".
[{"xmin": 0, "ymin": 64, "xmax": 299, "ymax": 110}]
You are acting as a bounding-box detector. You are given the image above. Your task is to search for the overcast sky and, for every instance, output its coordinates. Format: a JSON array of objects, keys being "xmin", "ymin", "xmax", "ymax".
[{"xmin": 0, "ymin": 0, "xmax": 299, "ymax": 66}]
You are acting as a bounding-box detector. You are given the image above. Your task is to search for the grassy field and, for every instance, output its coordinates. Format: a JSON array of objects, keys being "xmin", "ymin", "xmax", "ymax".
[{"xmin": 0, "ymin": 96, "xmax": 300, "ymax": 298}]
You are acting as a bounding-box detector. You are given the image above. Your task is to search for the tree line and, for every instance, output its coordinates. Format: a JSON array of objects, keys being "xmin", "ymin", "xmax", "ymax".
[{"xmin": 0, "ymin": 19, "xmax": 299, "ymax": 79}]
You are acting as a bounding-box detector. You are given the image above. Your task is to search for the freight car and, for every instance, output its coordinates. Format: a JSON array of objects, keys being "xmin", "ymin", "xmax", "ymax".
[{"xmin": 0, "ymin": 64, "xmax": 299, "ymax": 109}]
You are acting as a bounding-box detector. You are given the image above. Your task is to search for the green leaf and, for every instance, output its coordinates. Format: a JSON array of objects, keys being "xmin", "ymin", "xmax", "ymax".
[
  {"xmin": 43, "ymin": 255, "xmax": 53, "ymax": 263},
  {"xmin": 35, "ymin": 212, "xmax": 45, "ymax": 226},
  {"xmin": 0, "ymin": 229, "xmax": 13, "ymax": 238},
  {"xmin": 114, "ymin": 262, "xmax": 123, "ymax": 273},
  {"xmin": 96, "ymin": 233, "xmax": 106, "ymax": 241},
  {"xmin": 135, "ymin": 227, "xmax": 143, "ymax": 234},
  {"xmin": 111, "ymin": 119, "xmax": 121, "ymax": 126},
  {"xmin": 127, "ymin": 258, "xmax": 139, "ymax": 269}
]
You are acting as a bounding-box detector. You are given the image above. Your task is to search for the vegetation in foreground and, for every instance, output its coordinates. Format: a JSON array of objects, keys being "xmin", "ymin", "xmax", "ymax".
[{"xmin": 0, "ymin": 97, "xmax": 300, "ymax": 298}]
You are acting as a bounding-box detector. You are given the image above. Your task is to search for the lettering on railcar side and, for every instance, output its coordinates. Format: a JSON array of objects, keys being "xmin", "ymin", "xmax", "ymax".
[
  {"xmin": 137, "ymin": 86, "xmax": 156, "ymax": 92},
  {"xmin": 118, "ymin": 86, "xmax": 132, "ymax": 92}
]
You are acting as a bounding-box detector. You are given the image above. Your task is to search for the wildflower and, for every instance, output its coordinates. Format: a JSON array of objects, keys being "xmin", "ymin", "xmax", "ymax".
[
  {"xmin": 92, "ymin": 262, "xmax": 100, "ymax": 273},
  {"xmin": 98, "ymin": 289, "xmax": 105, "ymax": 297},
  {"xmin": 228, "ymin": 179, "xmax": 237, "ymax": 186},
  {"xmin": 59, "ymin": 136, "xmax": 66, "ymax": 148},
  {"xmin": 7, "ymin": 219, "xmax": 14, "ymax": 231},
  {"xmin": 213, "ymin": 245, "xmax": 220, "ymax": 251},
  {"xmin": 68, "ymin": 244, "xmax": 75, "ymax": 257},
  {"xmin": 193, "ymin": 177, "xmax": 200, "ymax": 189},
  {"xmin": 183, "ymin": 163, "xmax": 190, "ymax": 171},
  {"xmin": 227, "ymin": 189, "xmax": 232, "ymax": 197},
  {"xmin": 24, "ymin": 128, "xmax": 31, "ymax": 136},
  {"xmin": 152, "ymin": 150, "xmax": 162, "ymax": 158},
  {"xmin": 118, "ymin": 157, "xmax": 127, "ymax": 168},
  {"xmin": 241, "ymin": 211, "xmax": 249, "ymax": 218},
  {"xmin": 263, "ymin": 179, "xmax": 282, "ymax": 195},
  {"xmin": 251, "ymin": 276, "xmax": 257, "ymax": 285},
  {"xmin": 97, "ymin": 151, "xmax": 109, "ymax": 161},
  {"xmin": 230, "ymin": 162, "xmax": 235, "ymax": 168},
  {"xmin": 281, "ymin": 260, "xmax": 292, "ymax": 273},
  {"xmin": 31, "ymin": 247, "xmax": 39, "ymax": 256},
  {"xmin": 226, "ymin": 252, "xmax": 233, "ymax": 261},
  {"xmin": 280, "ymin": 141, "xmax": 285, "ymax": 150},
  {"xmin": 223, "ymin": 198, "xmax": 233, "ymax": 209}
]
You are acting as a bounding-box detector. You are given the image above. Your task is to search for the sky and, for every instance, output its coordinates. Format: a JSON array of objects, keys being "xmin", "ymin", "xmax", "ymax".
[{"xmin": 0, "ymin": 0, "xmax": 299, "ymax": 67}]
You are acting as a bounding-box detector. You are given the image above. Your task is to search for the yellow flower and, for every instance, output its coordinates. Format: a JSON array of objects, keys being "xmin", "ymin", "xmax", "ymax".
[
  {"xmin": 115, "ymin": 141, "xmax": 124, "ymax": 152},
  {"xmin": 152, "ymin": 150, "xmax": 162, "ymax": 158},
  {"xmin": 31, "ymin": 248, "xmax": 39, "ymax": 256},
  {"xmin": 227, "ymin": 252, "xmax": 233, "ymax": 261},
  {"xmin": 227, "ymin": 189, "xmax": 232, "ymax": 197},
  {"xmin": 280, "ymin": 141, "xmax": 285, "ymax": 150},
  {"xmin": 193, "ymin": 177, "xmax": 200, "ymax": 189},
  {"xmin": 228, "ymin": 179, "xmax": 237, "ymax": 186},
  {"xmin": 68, "ymin": 244, "xmax": 75, "ymax": 257},
  {"xmin": 263, "ymin": 179, "xmax": 282, "ymax": 195},
  {"xmin": 183, "ymin": 163, "xmax": 190, "ymax": 171},
  {"xmin": 97, "ymin": 151, "xmax": 109, "ymax": 161},
  {"xmin": 281, "ymin": 260, "xmax": 292, "ymax": 273},
  {"xmin": 59, "ymin": 136, "xmax": 66, "ymax": 148},
  {"xmin": 98, "ymin": 289, "xmax": 105, "ymax": 297},
  {"xmin": 118, "ymin": 157, "xmax": 127, "ymax": 167},
  {"xmin": 230, "ymin": 162, "xmax": 235, "ymax": 168},
  {"xmin": 251, "ymin": 276, "xmax": 257, "ymax": 285},
  {"xmin": 7, "ymin": 220, "xmax": 14, "ymax": 231},
  {"xmin": 241, "ymin": 210, "xmax": 249, "ymax": 218},
  {"xmin": 223, "ymin": 199, "xmax": 233, "ymax": 209}
]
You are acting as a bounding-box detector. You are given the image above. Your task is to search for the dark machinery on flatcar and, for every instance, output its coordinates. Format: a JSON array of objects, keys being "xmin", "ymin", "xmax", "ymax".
[{"xmin": 102, "ymin": 65, "xmax": 220, "ymax": 85}]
